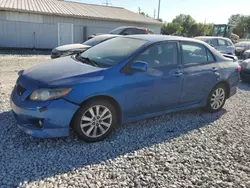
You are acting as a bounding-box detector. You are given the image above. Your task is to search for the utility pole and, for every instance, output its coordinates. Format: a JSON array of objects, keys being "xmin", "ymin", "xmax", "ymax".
[
  {"xmin": 138, "ymin": 7, "xmax": 141, "ymax": 14},
  {"xmin": 153, "ymin": 9, "xmax": 156, "ymax": 19},
  {"xmin": 157, "ymin": 0, "xmax": 161, "ymax": 19},
  {"xmin": 104, "ymin": 0, "xmax": 111, "ymax": 6}
]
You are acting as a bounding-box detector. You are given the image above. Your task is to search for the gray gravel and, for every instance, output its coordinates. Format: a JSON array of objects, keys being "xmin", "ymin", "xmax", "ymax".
[{"xmin": 0, "ymin": 51, "xmax": 250, "ymax": 188}]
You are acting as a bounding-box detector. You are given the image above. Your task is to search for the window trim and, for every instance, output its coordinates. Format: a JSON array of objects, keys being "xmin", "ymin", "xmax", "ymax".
[
  {"xmin": 134, "ymin": 41, "xmax": 180, "ymax": 68},
  {"xmin": 120, "ymin": 41, "xmax": 181, "ymax": 73},
  {"xmin": 180, "ymin": 41, "xmax": 216, "ymax": 66}
]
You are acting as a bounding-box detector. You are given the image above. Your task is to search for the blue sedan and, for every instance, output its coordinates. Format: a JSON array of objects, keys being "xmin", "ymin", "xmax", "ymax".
[{"xmin": 11, "ymin": 35, "xmax": 240, "ymax": 142}]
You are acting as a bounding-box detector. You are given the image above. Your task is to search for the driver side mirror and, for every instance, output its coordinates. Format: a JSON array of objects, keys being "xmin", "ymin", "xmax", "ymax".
[{"xmin": 130, "ymin": 61, "xmax": 148, "ymax": 72}]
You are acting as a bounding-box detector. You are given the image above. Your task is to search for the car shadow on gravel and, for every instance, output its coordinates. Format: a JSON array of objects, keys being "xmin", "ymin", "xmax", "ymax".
[
  {"xmin": 0, "ymin": 108, "xmax": 226, "ymax": 186},
  {"xmin": 238, "ymin": 82, "xmax": 250, "ymax": 91}
]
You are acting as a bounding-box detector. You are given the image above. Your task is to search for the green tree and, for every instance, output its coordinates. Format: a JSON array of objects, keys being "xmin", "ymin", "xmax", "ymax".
[
  {"xmin": 161, "ymin": 22, "xmax": 183, "ymax": 35},
  {"xmin": 161, "ymin": 14, "xmax": 213, "ymax": 37},
  {"xmin": 172, "ymin": 14, "xmax": 196, "ymax": 36},
  {"xmin": 232, "ymin": 15, "xmax": 250, "ymax": 38},
  {"xmin": 139, "ymin": 11, "xmax": 149, "ymax": 17},
  {"xmin": 228, "ymin": 14, "xmax": 241, "ymax": 25}
]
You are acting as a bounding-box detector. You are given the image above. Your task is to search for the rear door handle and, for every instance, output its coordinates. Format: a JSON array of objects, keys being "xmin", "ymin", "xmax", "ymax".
[{"xmin": 211, "ymin": 67, "xmax": 218, "ymax": 72}]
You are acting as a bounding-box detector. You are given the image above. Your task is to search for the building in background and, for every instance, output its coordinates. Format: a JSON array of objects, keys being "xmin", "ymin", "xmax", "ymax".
[{"xmin": 0, "ymin": 0, "xmax": 162, "ymax": 49}]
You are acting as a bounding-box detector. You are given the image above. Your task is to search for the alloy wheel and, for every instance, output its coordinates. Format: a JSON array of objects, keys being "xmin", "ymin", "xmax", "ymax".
[
  {"xmin": 80, "ymin": 105, "xmax": 112, "ymax": 138},
  {"xmin": 210, "ymin": 88, "xmax": 225, "ymax": 110}
]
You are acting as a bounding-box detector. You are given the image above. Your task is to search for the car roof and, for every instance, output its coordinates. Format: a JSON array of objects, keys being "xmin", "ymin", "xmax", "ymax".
[
  {"xmin": 195, "ymin": 36, "xmax": 230, "ymax": 40},
  {"xmin": 116, "ymin": 26, "xmax": 151, "ymax": 30},
  {"xmin": 122, "ymin": 34, "xmax": 226, "ymax": 59},
  {"xmin": 93, "ymin": 34, "xmax": 120, "ymax": 38},
  {"xmin": 122, "ymin": 34, "xmax": 203, "ymax": 43}
]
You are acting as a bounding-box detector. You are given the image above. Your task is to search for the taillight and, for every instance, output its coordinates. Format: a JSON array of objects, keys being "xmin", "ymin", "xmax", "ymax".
[
  {"xmin": 238, "ymin": 65, "xmax": 241, "ymax": 72},
  {"xmin": 145, "ymin": 29, "xmax": 150, "ymax": 34}
]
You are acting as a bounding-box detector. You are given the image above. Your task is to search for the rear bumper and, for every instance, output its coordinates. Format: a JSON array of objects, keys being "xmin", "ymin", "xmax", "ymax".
[
  {"xmin": 11, "ymin": 97, "xmax": 79, "ymax": 138},
  {"xmin": 229, "ymin": 86, "xmax": 237, "ymax": 97}
]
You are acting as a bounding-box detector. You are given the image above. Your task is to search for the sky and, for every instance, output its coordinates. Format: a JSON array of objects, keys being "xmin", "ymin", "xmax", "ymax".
[{"xmin": 66, "ymin": 0, "xmax": 249, "ymax": 24}]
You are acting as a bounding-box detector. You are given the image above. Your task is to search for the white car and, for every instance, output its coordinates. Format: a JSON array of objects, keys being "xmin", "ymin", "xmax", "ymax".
[{"xmin": 195, "ymin": 36, "xmax": 235, "ymax": 55}]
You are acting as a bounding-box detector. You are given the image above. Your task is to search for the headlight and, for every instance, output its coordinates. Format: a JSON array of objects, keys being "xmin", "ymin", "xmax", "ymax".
[{"xmin": 30, "ymin": 88, "xmax": 71, "ymax": 101}]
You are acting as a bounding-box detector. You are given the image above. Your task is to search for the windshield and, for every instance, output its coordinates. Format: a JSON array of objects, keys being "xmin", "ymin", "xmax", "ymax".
[
  {"xmin": 109, "ymin": 27, "xmax": 124, "ymax": 34},
  {"xmin": 80, "ymin": 37, "xmax": 147, "ymax": 67},
  {"xmin": 83, "ymin": 36, "xmax": 112, "ymax": 47}
]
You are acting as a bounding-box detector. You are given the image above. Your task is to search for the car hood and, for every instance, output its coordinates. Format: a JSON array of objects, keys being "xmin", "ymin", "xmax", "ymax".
[
  {"xmin": 22, "ymin": 56, "xmax": 104, "ymax": 85},
  {"xmin": 235, "ymin": 46, "xmax": 245, "ymax": 52},
  {"xmin": 55, "ymin": 44, "xmax": 90, "ymax": 51}
]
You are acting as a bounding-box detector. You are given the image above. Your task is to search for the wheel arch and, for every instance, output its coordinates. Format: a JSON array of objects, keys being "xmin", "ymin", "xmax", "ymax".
[
  {"xmin": 71, "ymin": 95, "xmax": 122, "ymax": 125},
  {"xmin": 214, "ymin": 80, "xmax": 230, "ymax": 98}
]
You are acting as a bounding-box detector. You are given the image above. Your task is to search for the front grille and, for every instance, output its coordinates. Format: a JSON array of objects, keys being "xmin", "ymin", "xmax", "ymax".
[{"xmin": 16, "ymin": 84, "xmax": 26, "ymax": 96}]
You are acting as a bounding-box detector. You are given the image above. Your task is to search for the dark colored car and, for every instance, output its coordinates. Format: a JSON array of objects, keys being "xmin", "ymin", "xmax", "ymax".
[
  {"xmin": 240, "ymin": 59, "xmax": 250, "ymax": 82},
  {"xmin": 243, "ymin": 49, "xmax": 250, "ymax": 60},
  {"xmin": 51, "ymin": 34, "xmax": 119, "ymax": 59},
  {"xmin": 235, "ymin": 41, "xmax": 250, "ymax": 59},
  {"xmin": 11, "ymin": 35, "xmax": 240, "ymax": 142},
  {"xmin": 88, "ymin": 26, "xmax": 154, "ymax": 40}
]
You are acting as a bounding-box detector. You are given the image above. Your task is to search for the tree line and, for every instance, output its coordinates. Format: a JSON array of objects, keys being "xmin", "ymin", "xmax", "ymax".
[
  {"xmin": 160, "ymin": 14, "xmax": 213, "ymax": 37},
  {"xmin": 228, "ymin": 14, "xmax": 250, "ymax": 38},
  {"xmin": 140, "ymin": 12, "xmax": 250, "ymax": 38}
]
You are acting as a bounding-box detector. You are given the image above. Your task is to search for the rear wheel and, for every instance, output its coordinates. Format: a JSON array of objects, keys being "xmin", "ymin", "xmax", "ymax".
[
  {"xmin": 205, "ymin": 84, "xmax": 227, "ymax": 113},
  {"xmin": 72, "ymin": 99, "xmax": 117, "ymax": 142}
]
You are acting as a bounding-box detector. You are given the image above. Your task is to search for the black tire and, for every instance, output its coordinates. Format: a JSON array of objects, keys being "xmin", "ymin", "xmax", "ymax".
[
  {"xmin": 205, "ymin": 84, "xmax": 227, "ymax": 113},
  {"xmin": 71, "ymin": 99, "xmax": 118, "ymax": 142}
]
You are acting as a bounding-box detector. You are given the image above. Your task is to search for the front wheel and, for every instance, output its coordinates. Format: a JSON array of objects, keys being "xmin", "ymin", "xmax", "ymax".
[
  {"xmin": 205, "ymin": 84, "xmax": 227, "ymax": 113},
  {"xmin": 71, "ymin": 99, "xmax": 117, "ymax": 142}
]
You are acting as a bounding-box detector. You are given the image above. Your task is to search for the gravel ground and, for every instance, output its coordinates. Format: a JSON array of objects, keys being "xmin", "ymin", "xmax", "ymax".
[{"xmin": 0, "ymin": 51, "xmax": 250, "ymax": 188}]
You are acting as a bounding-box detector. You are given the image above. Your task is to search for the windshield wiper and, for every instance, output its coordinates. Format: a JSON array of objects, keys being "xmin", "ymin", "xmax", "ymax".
[{"xmin": 76, "ymin": 54, "xmax": 98, "ymax": 67}]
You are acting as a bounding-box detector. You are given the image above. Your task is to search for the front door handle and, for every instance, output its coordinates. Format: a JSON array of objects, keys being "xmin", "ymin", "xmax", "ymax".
[{"xmin": 172, "ymin": 70, "xmax": 183, "ymax": 77}]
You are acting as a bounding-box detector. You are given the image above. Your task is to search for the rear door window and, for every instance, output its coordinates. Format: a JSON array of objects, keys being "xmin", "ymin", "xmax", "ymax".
[
  {"xmin": 135, "ymin": 29, "xmax": 147, "ymax": 34},
  {"xmin": 124, "ymin": 28, "xmax": 138, "ymax": 35},
  {"xmin": 209, "ymin": 39, "xmax": 218, "ymax": 46},
  {"xmin": 181, "ymin": 42, "xmax": 215, "ymax": 64},
  {"xmin": 218, "ymin": 39, "xmax": 227, "ymax": 46},
  {"xmin": 225, "ymin": 40, "xmax": 233, "ymax": 46}
]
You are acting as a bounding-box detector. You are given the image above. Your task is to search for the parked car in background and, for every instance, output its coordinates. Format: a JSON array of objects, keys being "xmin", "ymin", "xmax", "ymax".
[
  {"xmin": 51, "ymin": 34, "xmax": 119, "ymax": 59},
  {"xmin": 88, "ymin": 26, "xmax": 154, "ymax": 39},
  {"xmin": 235, "ymin": 41, "xmax": 250, "ymax": 59},
  {"xmin": 240, "ymin": 59, "xmax": 250, "ymax": 82},
  {"xmin": 243, "ymin": 50, "xmax": 250, "ymax": 60},
  {"xmin": 221, "ymin": 53, "xmax": 238, "ymax": 62},
  {"xmin": 11, "ymin": 35, "xmax": 240, "ymax": 142},
  {"xmin": 195, "ymin": 36, "xmax": 235, "ymax": 55}
]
